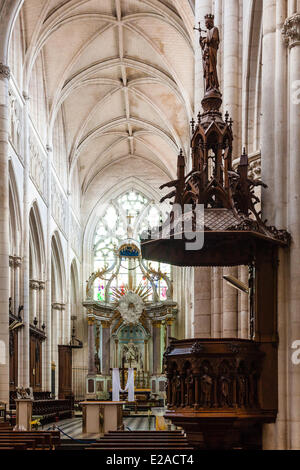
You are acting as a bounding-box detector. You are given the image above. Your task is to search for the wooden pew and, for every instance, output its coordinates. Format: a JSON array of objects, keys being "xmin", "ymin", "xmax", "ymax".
[
  {"xmin": 0, "ymin": 429, "xmax": 60, "ymax": 450},
  {"xmin": 0, "ymin": 432, "xmax": 60, "ymax": 449}
]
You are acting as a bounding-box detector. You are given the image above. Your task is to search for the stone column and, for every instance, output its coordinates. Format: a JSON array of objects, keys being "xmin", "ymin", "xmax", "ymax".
[
  {"xmin": 0, "ymin": 63, "xmax": 10, "ymax": 404},
  {"xmin": 212, "ymin": 267, "xmax": 222, "ymax": 337},
  {"xmin": 21, "ymin": 93, "xmax": 30, "ymax": 388},
  {"xmin": 51, "ymin": 303, "xmax": 60, "ymax": 397},
  {"xmin": 152, "ymin": 320, "xmax": 162, "ymax": 375},
  {"xmin": 282, "ymin": 12, "xmax": 300, "ymax": 450},
  {"xmin": 101, "ymin": 320, "xmax": 111, "ymax": 376},
  {"xmin": 45, "ymin": 147, "xmax": 52, "ymax": 391},
  {"xmin": 38, "ymin": 281, "xmax": 46, "ymax": 390},
  {"xmin": 166, "ymin": 319, "xmax": 173, "ymax": 346},
  {"xmin": 87, "ymin": 316, "xmax": 96, "ymax": 375},
  {"xmin": 193, "ymin": 268, "xmax": 211, "ymax": 338},
  {"xmin": 261, "ymin": 0, "xmax": 277, "ymax": 221},
  {"xmin": 220, "ymin": 0, "xmax": 241, "ymax": 341},
  {"xmin": 222, "ymin": 267, "xmax": 238, "ymax": 338},
  {"xmin": 273, "ymin": 1, "xmax": 289, "ymax": 448},
  {"xmin": 223, "ymin": 0, "xmax": 240, "ymax": 155},
  {"xmin": 239, "ymin": 266, "xmax": 249, "ymax": 339},
  {"xmin": 9, "ymin": 256, "xmax": 14, "ymax": 312},
  {"xmin": 60, "ymin": 303, "xmax": 66, "ymax": 345},
  {"xmin": 29, "ymin": 280, "xmax": 39, "ymax": 324},
  {"xmin": 288, "ymin": 0, "xmax": 297, "ymax": 16},
  {"xmin": 14, "ymin": 257, "xmax": 22, "ymax": 317},
  {"xmin": 38, "ymin": 281, "xmax": 45, "ymax": 326}
]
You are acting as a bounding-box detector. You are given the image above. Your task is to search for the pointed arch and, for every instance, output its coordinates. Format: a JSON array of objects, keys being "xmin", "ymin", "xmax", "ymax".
[
  {"xmin": 70, "ymin": 258, "xmax": 80, "ymax": 306},
  {"xmin": 29, "ymin": 201, "xmax": 45, "ymax": 280},
  {"xmin": 51, "ymin": 231, "xmax": 66, "ymax": 303},
  {"xmin": 8, "ymin": 160, "xmax": 21, "ymax": 256}
]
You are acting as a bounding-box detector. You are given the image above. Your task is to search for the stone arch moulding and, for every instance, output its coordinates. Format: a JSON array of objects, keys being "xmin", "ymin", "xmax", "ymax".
[
  {"xmin": 0, "ymin": 0, "xmax": 24, "ymax": 64},
  {"xmin": 9, "ymin": 159, "xmax": 22, "ymax": 256},
  {"xmin": 29, "ymin": 200, "xmax": 46, "ymax": 280},
  {"xmin": 51, "ymin": 230, "xmax": 66, "ymax": 303}
]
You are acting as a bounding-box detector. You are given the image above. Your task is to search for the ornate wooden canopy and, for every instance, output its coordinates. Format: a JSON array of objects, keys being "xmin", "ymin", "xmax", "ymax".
[{"xmin": 141, "ymin": 14, "xmax": 290, "ymax": 267}]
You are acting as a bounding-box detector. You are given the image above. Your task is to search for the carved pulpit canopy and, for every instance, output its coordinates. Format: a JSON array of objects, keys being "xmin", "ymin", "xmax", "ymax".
[{"xmin": 141, "ymin": 15, "xmax": 290, "ymax": 268}]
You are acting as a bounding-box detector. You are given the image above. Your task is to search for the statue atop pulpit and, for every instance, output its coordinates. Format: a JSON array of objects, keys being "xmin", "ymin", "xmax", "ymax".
[{"xmin": 199, "ymin": 14, "xmax": 220, "ymax": 93}]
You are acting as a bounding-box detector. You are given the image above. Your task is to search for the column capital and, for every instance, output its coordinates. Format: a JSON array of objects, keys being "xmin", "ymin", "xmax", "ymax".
[
  {"xmin": 87, "ymin": 316, "xmax": 95, "ymax": 325},
  {"xmin": 282, "ymin": 13, "xmax": 300, "ymax": 48},
  {"xmin": 52, "ymin": 302, "xmax": 65, "ymax": 311},
  {"xmin": 14, "ymin": 256, "xmax": 22, "ymax": 268},
  {"xmin": 38, "ymin": 281, "xmax": 46, "ymax": 290},
  {"xmin": 9, "ymin": 255, "xmax": 22, "ymax": 269},
  {"xmin": 101, "ymin": 320, "xmax": 111, "ymax": 328},
  {"xmin": 29, "ymin": 280, "xmax": 40, "ymax": 290},
  {"xmin": 0, "ymin": 63, "xmax": 10, "ymax": 80},
  {"xmin": 152, "ymin": 320, "xmax": 162, "ymax": 328}
]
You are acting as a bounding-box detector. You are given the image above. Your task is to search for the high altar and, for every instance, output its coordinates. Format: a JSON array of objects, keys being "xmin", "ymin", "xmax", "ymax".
[{"xmin": 83, "ymin": 216, "xmax": 177, "ymax": 400}]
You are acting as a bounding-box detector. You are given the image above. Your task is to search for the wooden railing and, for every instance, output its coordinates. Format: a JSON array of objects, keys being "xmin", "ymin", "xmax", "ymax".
[
  {"xmin": 163, "ymin": 338, "xmax": 276, "ymax": 449},
  {"xmin": 164, "ymin": 338, "xmax": 263, "ymax": 410}
]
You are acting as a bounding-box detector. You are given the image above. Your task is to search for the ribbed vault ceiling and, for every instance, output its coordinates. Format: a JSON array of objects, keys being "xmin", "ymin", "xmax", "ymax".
[{"xmin": 21, "ymin": 0, "xmax": 194, "ymax": 197}]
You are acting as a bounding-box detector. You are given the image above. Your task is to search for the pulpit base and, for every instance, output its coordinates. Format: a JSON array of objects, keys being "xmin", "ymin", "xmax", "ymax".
[{"xmin": 165, "ymin": 409, "xmax": 276, "ymax": 450}]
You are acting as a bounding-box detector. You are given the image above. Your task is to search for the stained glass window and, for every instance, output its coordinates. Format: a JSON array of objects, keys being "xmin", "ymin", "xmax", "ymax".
[{"xmin": 93, "ymin": 190, "xmax": 171, "ymax": 302}]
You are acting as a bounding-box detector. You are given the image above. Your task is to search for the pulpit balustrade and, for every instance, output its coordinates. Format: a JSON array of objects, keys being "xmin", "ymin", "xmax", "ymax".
[{"xmin": 164, "ymin": 339, "xmax": 263, "ymax": 411}]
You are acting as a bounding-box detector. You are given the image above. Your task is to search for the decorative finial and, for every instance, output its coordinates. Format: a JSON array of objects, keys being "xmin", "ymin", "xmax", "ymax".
[
  {"xmin": 178, "ymin": 149, "xmax": 185, "ymax": 166},
  {"xmin": 240, "ymin": 147, "xmax": 248, "ymax": 166},
  {"xmin": 190, "ymin": 117, "xmax": 195, "ymax": 133}
]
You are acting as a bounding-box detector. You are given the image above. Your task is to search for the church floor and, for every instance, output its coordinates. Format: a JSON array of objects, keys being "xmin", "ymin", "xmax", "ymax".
[{"xmin": 40, "ymin": 416, "xmax": 156, "ymax": 440}]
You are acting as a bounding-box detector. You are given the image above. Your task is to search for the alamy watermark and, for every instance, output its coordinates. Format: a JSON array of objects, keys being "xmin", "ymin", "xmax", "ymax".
[
  {"xmin": 100, "ymin": 201, "xmax": 205, "ymax": 252},
  {"xmin": 291, "ymin": 340, "xmax": 300, "ymax": 365},
  {"xmin": 147, "ymin": 204, "xmax": 205, "ymax": 251}
]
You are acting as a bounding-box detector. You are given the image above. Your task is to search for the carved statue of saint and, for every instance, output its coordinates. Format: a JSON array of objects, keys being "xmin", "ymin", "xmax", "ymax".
[
  {"xmin": 200, "ymin": 14, "xmax": 220, "ymax": 92},
  {"xmin": 200, "ymin": 366, "xmax": 213, "ymax": 407},
  {"xmin": 185, "ymin": 369, "xmax": 194, "ymax": 407},
  {"xmin": 220, "ymin": 375, "xmax": 231, "ymax": 407},
  {"xmin": 238, "ymin": 375, "xmax": 247, "ymax": 406}
]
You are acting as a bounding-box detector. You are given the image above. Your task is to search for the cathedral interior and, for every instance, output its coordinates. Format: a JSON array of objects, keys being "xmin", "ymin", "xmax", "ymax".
[{"xmin": 0, "ymin": 0, "xmax": 299, "ymax": 452}]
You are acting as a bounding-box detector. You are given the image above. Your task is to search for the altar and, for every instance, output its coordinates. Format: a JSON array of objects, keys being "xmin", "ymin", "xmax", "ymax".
[{"xmin": 83, "ymin": 213, "xmax": 177, "ymax": 402}]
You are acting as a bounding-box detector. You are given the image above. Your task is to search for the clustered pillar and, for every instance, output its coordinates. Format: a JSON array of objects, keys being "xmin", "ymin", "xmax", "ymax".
[{"xmin": 0, "ymin": 63, "xmax": 10, "ymax": 404}]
